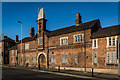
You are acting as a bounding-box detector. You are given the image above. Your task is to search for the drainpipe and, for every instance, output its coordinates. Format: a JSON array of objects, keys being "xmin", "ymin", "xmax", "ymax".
[
  {"xmin": 47, "ymin": 36, "xmax": 49, "ymax": 68},
  {"xmin": 84, "ymin": 29, "xmax": 86, "ymax": 72}
]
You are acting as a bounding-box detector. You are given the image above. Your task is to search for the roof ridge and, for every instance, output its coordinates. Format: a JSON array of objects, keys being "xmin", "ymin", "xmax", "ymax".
[
  {"xmin": 102, "ymin": 25, "xmax": 119, "ymax": 29},
  {"xmin": 50, "ymin": 19, "xmax": 99, "ymax": 32}
]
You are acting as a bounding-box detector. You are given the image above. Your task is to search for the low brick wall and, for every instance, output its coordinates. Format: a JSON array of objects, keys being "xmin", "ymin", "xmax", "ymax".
[{"xmin": 54, "ymin": 66, "xmax": 118, "ymax": 74}]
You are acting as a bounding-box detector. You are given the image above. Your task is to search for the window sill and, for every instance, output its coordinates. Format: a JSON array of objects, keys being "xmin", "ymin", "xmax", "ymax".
[
  {"xmin": 92, "ymin": 47, "xmax": 98, "ymax": 49},
  {"xmin": 74, "ymin": 41, "xmax": 83, "ymax": 44},
  {"xmin": 60, "ymin": 44, "xmax": 68, "ymax": 46},
  {"xmin": 106, "ymin": 45, "xmax": 116, "ymax": 48}
]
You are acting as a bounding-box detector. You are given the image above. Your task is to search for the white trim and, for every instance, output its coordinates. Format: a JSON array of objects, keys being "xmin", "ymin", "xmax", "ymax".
[
  {"xmin": 49, "ymin": 46, "xmax": 57, "ymax": 49},
  {"xmin": 25, "ymin": 44, "xmax": 29, "ymax": 50},
  {"xmin": 106, "ymin": 36, "xmax": 118, "ymax": 48},
  {"xmin": 38, "ymin": 37, "xmax": 43, "ymax": 45},
  {"xmin": 73, "ymin": 34, "xmax": 84, "ymax": 43},
  {"xmin": 92, "ymin": 39, "xmax": 98, "ymax": 49},
  {"xmin": 60, "ymin": 37, "xmax": 68, "ymax": 45}
]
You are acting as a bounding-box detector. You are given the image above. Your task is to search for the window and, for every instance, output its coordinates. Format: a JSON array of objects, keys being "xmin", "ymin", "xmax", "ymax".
[
  {"xmin": 61, "ymin": 54, "xmax": 68, "ymax": 64},
  {"xmin": 106, "ymin": 51, "xmax": 118, "ymax": 64},
  {"xmin": 25, "ymin": 44, "xmax": 29, "ymax": 50},
  {"xmin": 74, "ymin": 53, "xmax": 78, "ymax": 65},
  {"xmin": 0, "ymin": 48, "xmax": 1, "ymax": 55},
  {"xmin": 74, "ymin": 34, "xmax": 83, "ymax": 43},
  {"xmin": 50, "ymin": 54, "xmax": 56, "ymax": 64},
  {"xmin": 32, "ymin": 55, "xmax": 36, "ymax": 63},
  {"xmin": 26, "ymin": 56, "xmax": 29, "ymax": 63},
  {"xmin": 107, "ymin": 36, "xmax": 117, "ymax": 47},
  {"xmin": 93, "ymin": 52, "xmax": 97, "ymax": 64},
  {"xmin": 38, "ymin": 37, "xmax": 42, "ymax": 45},
  {"xmin": 60, "ymin": 37, "xmax": 68, "ymax": 45},
  {"xmin": 12, "ymin": 50, "xmax": 14, "ymax": 56},
  {"xmin": 0, "ymin": 42, "xmax": 2, "ymax": 47},
  {"xmin": 113, "ymin": 37, "xmax": 115, "ymax": 46},
  {"xmin": 15, "ymin": 50, "xmax": 17, "ymax": 56},
  {"xmin": 109, "ymin": 37, "xmax": 111, "ymax": 46},
  {"xmin": 92, "ymin": 39, "xmax": 98, "ymax": 48},
  {"xmin": 11, "ymin": 56, "xmax": 14, "ymax": 63}
]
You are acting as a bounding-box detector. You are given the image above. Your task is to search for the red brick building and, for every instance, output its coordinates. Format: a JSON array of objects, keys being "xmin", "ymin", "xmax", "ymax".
[
  {"xmin": 0, "ymin": 36, "xmax": 17, "ymax": 64},
  {"xmin": 9, "ymin": 8, "xmax": 120, "ymax": 74}
]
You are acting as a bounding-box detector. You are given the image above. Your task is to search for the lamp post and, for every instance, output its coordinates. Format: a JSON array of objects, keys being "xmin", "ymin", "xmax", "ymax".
[
  {"xmin": 117, "ymin": 41, "xmax": 120, "ymax": 76},
  {"xmin": 17, "ymin": 21, "xmax": 22, "ymax": 65}
]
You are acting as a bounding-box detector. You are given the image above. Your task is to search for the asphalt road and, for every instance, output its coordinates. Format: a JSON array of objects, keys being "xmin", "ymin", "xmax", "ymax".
[{"xmin": 1, "ymin": 67, "xmax": 95, "ymax": 80}]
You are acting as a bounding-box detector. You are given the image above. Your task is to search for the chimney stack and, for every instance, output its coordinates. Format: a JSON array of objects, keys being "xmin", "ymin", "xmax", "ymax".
[
  {"xmin": 30, "ymin": 26, "xmax": 35, "ymax": 37},
  {"xmin": 15, "ymin": 35, "xmax": 18, "ymax": 42},
  {"xmin": 3, "ymin": 36, "xmax": 7, "ymax": 39},
  {"xmin": 76, "ymin": 12, "xmax": 82, "ymax": 26}
]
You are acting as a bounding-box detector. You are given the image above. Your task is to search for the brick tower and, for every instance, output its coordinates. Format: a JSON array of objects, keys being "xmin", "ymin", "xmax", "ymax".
[{"xmin": 36, "ymin": 8, "xmax": 47, "ymax": 49}]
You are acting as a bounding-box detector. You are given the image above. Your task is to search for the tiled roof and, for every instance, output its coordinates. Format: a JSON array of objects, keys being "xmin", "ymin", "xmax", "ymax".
[
  {"xmin": 16, "ymin": 19, "xmax": 100, "ymax": 43},
  {"xmin": 48, "ymin": 19, "xmax": 100, "ymax": 37},
  {"xmin": 91, "ymin": 25, "xmax": 120, "ymax": 39},
  {"xmin": 18, "ymin": 34, "xmax": 37, "ymax": 43},
  {"xmin": 2, "ymin": 36, "xmax": 15, "ymax": 43},
  {"xmin": 8, "ymin": 45, "xmax": 17, "ymax": 50}
]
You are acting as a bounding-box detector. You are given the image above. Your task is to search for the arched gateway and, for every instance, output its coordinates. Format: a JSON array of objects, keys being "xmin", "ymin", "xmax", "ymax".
[{"xmin": 37, "ymin": 52, "xmax": 47, "ymax": 68}]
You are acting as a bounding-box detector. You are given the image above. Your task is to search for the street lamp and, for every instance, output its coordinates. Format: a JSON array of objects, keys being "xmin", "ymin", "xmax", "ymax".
[{"xmin": 17, "ymin": 21, "xmax": 22, "ymax": 65}]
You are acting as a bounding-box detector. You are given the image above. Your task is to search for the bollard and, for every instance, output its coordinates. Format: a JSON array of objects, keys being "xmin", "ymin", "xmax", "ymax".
[
  {"xmin": 26, "ymin": 63, "xmax": 29, "ymax": 67},
  {"xmin": 58, "ymin": 66, "xmax": 60, "ymax": 72},
  {"xmin": 92, "ymin": 68, "xmax": 94, "ymax": 77}
]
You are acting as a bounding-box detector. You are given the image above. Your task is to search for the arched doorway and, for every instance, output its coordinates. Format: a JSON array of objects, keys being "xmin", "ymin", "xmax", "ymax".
[{"xmin": 38, "ymin": 53, "xmax": 46, "ymax": 67}]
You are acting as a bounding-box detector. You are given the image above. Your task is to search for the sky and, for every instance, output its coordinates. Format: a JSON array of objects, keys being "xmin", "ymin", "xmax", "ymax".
[{"xmin": 2, "ymin": 2, "xmax": 118, "ymax": 40}]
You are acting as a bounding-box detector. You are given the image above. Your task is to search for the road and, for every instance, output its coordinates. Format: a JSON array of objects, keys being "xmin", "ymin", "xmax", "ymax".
[{"xmin": 1, "ymin": 67, "xmax": 95, "ymax": 80}]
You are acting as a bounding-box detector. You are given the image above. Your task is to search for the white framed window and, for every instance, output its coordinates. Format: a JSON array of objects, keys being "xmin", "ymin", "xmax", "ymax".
[
  {"xmin": 50, "ymin": 54, "xmax": 56, "ymax": 64},
  {"xmin": 15, "ymin": 50, "xmax": 17, "ymax": 56},
  {"xmin": 106, "ymin": 36, "xmax": 117, "ymax": 47},
  {"xmin": 60, "ymin": 37, "xmax": 68, "ymax": 45},
  {"xmin": 25, "ymin": 44, "xmax": 29, "ymax": 50},
  {"xmin": 38, "ymin": 37, "xmax": 42, "ymax": 45},
  {"xmin": 74, "ymin": 34, "xmax": 83, "ymax": 43},
  {"xmin": 61, "ymin": 54, "xmax": 68, "ymax": 64},
  {"xmin": 106, "ymin": 51, "xmax": 118, "ymax": 64},
  {"xmin": 93, "ymin": 52, "xmax": 97, "ymax": 64},
  {"xmin": 12, "ymin": 50, "xmax": 14, "ymax": 56},
  {"xmin": 92, "ymin": 39, "xmax": 98, "ymax": 49},
  {"xmin": 73, "ymin": 53, "xmax": 78, "ymax": 65},
  {"xmin": 32, "ymin": 55, "xmax": 36, "ymax": 63},
  {"xmin": 26, "ymin": 56, "xmax": 29, "ymax": 63},
  {"xmin": 11, "ymin": 56, "xmax": 14, "ymax": 63}
]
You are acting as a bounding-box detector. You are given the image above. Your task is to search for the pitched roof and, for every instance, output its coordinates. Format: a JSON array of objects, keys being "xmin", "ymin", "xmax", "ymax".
[
  {"xmin": 17, "ymin": 19, "xmax": 100, "ymax": 43},
  {"xmin": 91, "ymin": 25, "xmax": 120, "ymax": 39},
  {"xmin": 2, "ymin": 36, "xmax": 15, "ymax": 43},
  {"xmin": 18, "ymin": 34, "xmax": 37, "ymax": 44},
  {"xmin": 47, "ymin": 19, "xmax": 100, "ymax": 37},
  {"xmin": 8, "ymin": 45, "xmax": 17, "ymax": 50}
]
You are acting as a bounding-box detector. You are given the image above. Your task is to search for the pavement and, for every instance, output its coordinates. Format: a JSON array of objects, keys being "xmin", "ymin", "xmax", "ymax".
[{"xmin": 2, "ymin": 65, "xmax": 120, "ymax": 80}]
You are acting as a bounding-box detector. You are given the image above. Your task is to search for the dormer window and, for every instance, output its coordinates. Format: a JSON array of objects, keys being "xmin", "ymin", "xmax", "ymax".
[{"xmin": 60, "ymin": 37, "xmax": 68, "ymax": 45}]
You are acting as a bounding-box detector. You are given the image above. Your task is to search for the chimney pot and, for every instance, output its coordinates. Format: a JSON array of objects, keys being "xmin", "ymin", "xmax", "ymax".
[
  {"xmin": 30, "ymin": 26, "xmax": 35, "ymax": 37},
  {"xmin": 76, "ymin": 12, "xmax": 82, "ymax": 26}
]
